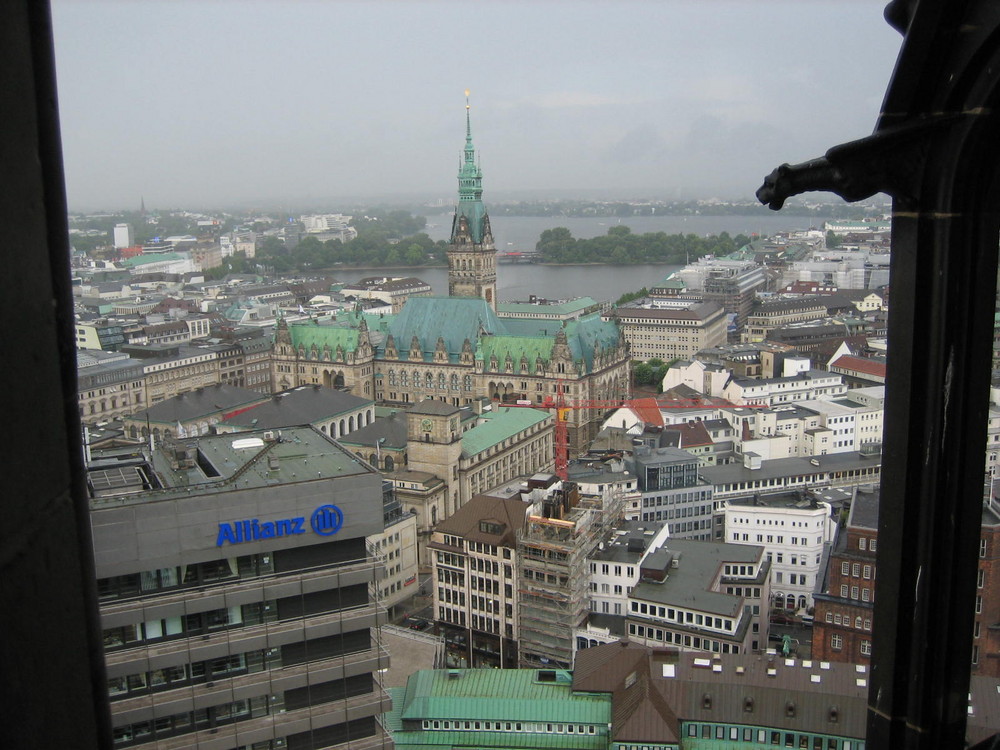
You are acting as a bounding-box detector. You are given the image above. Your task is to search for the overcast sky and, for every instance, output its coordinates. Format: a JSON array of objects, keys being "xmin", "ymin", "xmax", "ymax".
[{"xmin": 52, "ymin": 1, "xmax": 902, "ymax": 212}]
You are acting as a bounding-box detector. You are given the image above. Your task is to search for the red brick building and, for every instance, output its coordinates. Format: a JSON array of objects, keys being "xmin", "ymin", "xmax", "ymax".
[
  {"xmin": 812, "ymin": 487, "xmax": 878, "ymax": 664},
  {"xmin": 973, "ymin": 502, "xmax": 1000, "ymax": 675},
  {"xmin": 814, "ymin": 489, "xmax": 1000, "ymax": 674}
]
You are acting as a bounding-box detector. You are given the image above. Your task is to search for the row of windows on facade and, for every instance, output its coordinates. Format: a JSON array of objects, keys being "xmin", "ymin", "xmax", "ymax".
[
  {"xmin": 829, "ymin": 633, "xmax": 872, "ymax": 656},
  {"xmin": 734, "ymin": 533, "xmax": 820, "ymax": 547},
  {"xmin": 685, "ymin": 724, "xmax": 862, "ymax": 750},
  {"xmin": 824, "ymin": 612, "xmax": 872, "ymax": 631},
  {"xmin": 642, "ymin": 490, "xmax": 712, "ymax": 507},
  {"xmin": 630, "ymin": 601, "xmax": 735, "ymax": 631},
  {"xmin": 717, "ymin": 466, "xmax": 880, "ymax": 494},
  {"xmin": 840, "ymin": 562, "xmax": 873, "ymax": 579},
  {"xmin": 419, "ymin": 719, "xmax": 599, "ymax": 735},
  {"xmin": 98, "ymin": 554, "xmax": 274, "ymax": 600},
  {"xmin": 628, "ymin": 622, "xmax": 742, "ymax": 653},
  {"xmin": 111, "ymin": 678, "xmax": 373, "ymax": 748},
  {"xmin": 103, "ymin": 602, "xmax": 278, "ymax": 650},
  {"xmin": 837, "ymin": 584, "xmax": 872, "ymax": 602}
]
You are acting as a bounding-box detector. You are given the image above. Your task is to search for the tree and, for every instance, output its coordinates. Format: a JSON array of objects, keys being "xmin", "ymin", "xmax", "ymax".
[
  {"xmin": 826, "ymin": 230, "xmax": 842, "ymax": 248},
  {"xmin": 633, "ymin": 362, "xmax": 654, "ymax": 385}
]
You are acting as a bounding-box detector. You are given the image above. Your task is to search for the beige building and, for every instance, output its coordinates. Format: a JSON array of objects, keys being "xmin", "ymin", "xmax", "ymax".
[
  {"xmin": 606, "ymin": 301, "xmax": 727, "ymax": 361},
  {"xmin": 123, "ymin": 343, "xmax": 221, "ymax": 405},
  {"xmin": 340, "ymin": 400, "xmax": 554, "ymax": 566},
  {"xmin": 429, "ymin": 494, "xmax": 529, "ymax": 667},
  {"xmin": 77, "ymin": 350, "xmax": 146, "ymax": 425}
]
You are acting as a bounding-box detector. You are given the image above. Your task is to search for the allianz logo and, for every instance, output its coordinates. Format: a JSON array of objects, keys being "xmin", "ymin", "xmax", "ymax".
[{"xmin": 216, "ymin": 504, "xmax": 344, "ymax": 546}]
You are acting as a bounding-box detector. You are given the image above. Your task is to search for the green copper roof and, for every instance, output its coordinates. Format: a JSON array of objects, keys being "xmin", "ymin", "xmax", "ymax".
[
  {"xmin": 462, "ymin": 406, "xmax": 551, "ymax": 458},
  {"xmin": 287, "ymin": 322, "xmax": 361, "ymax": 355},
  {"xmin": 655, "ymin": 277, "xmax": 686, "ymax": 289},
  {"xmin": 397, "ymin": 669, "xmax": 611, "ymax": 725},
  {"xmin": 122, "ymin": 252, "xmax": 185, "ymax": 267},
  {"xmin": 387, "ymin": 296, "xmax": 506, "ymax": 360},
  {"xmin": 451, "ymin": 100, "xmax": 489, "ymax": 244},
  {"xmin": 566, "ymin": 313, "xmax": 622, "ymax": 370},
  {"xmin": 476, "ymin": 335, "xmax": 554, "ymax": 374}
]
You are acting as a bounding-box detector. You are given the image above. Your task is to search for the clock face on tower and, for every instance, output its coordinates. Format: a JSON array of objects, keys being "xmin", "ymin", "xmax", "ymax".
[{"xmin": 420, "ymin": 418, "xmax": 433, "ymax": 432}]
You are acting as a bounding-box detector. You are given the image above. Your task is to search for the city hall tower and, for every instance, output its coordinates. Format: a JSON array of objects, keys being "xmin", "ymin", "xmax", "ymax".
[{"xmin": 447, "ymin": 92, "xmax": 497, "ymax": 309}]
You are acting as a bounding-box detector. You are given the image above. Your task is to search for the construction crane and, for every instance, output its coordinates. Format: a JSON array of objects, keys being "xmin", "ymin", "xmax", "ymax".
[{"xmin": 512, "ymin": 384, "xmax": 753, "ymax": 479}]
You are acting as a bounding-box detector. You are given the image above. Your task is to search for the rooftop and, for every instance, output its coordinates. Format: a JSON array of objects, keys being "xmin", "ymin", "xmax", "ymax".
[
  {"xmin": 217, "ymin": 385, "xmax": 372, "ymax": 430},
  {"xmin": 87, "ymin": 426, "xmax": 373, "ymax": 507},
  {"xmin": 127, "ymin": 383, "xmax": 266, "ymax": 424},
  {"xmin": 462, "ymin": 407, "xmax": 552, "ymax": 458},
  {"xmin": 700, "ymin": 451, "xmax": 881, "ymax": 486},
  {"xmin": 628, "ymin": 539, "xmax": 764, "ymax": 617}
]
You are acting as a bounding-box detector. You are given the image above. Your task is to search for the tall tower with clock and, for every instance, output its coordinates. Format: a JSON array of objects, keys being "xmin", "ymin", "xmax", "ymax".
[
  {"xmin": 406, "ymin": 400, "xmax": 464, "ymax": 519},
  {"xmin": 447, "ymin": 92, "xmax": 498, "ymax": 310}
]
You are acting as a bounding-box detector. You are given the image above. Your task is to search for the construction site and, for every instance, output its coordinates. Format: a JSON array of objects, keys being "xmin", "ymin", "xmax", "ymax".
[{"xmin": 516, "ymin": 474, "xmax": 627, "ymax": 668}]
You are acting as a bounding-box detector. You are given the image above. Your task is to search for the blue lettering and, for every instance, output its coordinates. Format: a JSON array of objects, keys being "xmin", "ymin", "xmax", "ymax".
[
  {"xmin": 216, "ymin": 523, "xmax": 238, "ymax": 546},
  {"xmin": 216, "ymin": 514, "xmax": 319, "ymax": 546}
]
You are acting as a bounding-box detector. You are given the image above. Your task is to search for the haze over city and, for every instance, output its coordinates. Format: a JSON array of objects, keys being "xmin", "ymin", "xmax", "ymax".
[{"xmin": 52, "ymin": 0, "xmax": 901, "ymax": 212}]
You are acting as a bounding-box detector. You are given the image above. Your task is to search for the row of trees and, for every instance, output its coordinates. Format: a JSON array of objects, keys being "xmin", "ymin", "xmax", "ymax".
[
  {"xmin": 536, "ymin": 225, "xmax": 752, "ymax": 265},
  {"xmin": 240, "ymin": 210, "xmax": 445, "ymax": 274}
]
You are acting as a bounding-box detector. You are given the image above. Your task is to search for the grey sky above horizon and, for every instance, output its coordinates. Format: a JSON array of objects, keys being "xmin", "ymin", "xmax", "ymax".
[{"xmin": 52, "ymin": 1, "xmax": 902, "ymax": 212}]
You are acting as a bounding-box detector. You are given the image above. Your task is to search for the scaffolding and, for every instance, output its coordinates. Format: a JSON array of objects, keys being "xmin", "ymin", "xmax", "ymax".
[{"xmin": 516, "ymin": 477, "xmax": 625, "ymax": 668}]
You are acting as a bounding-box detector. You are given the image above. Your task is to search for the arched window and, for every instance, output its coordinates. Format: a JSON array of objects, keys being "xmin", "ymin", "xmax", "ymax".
[
  {"xmin": 463, "ymin": 374, "xmax": 472, "ymax": 391},
  {"xmin": 400, "ymin": 370, "xmax": 409, "ymax": 387},
  {"xmin": 451, "ymin": 374, "xmax": 459, "ymax": 390},
  {"xmin": 384, "ymin": 455, "xmax": 394, "ymax": 471},
  {"xmin": 388, "ymin": 369, "xmax": 397, "ymax": 386},
  {"xmin": 340, "ymin": 419, "xmax": 346, "ymax": 435},
  {"xmin": 438, "ymin": 372, "xmax": 446, "ymax": 390},
  {"xmin": 349, "ymin": 416, "xmax": 355, "ymax": 432},
  {"xmin": 425, "ymin": 372, "xmax": 433, "ymax": 388}
]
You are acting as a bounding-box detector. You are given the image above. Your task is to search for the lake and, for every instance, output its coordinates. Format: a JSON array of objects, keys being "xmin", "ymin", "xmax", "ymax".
[{"xmin": 331, "ymin": 214, "xmax": 829, "ymax": 303}]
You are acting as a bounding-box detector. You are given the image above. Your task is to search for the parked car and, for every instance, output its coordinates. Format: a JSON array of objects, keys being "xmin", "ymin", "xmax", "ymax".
[
  {"xmin": 770, "ymin": 613, "xmax": 796, "ymax": 626},
  {"xmin": 403, "ymin": 616, "xmax": 433, "ymax": 632}
]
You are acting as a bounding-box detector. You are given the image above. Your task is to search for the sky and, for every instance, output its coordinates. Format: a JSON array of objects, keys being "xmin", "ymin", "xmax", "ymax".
[{"xmin": 51, "ymin": 1, "xmax": 902, "ymax": 212}]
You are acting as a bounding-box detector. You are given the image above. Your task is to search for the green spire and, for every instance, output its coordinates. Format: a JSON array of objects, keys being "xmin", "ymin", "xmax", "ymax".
[{"xmin": 452, "ymin": 90, "xmax": 488, "ymax": 243}]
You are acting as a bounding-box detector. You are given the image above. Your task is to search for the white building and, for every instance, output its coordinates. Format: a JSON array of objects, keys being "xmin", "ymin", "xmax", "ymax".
[
  {"xmin": 587, "ymin": 521, "xmax": 671, "ymax": 619},
  {"xmin": 722, "ymin": 370, "xmax": 847, "ymax": 406},
  {"xmin": 724, "ymin": 490, "xmax": 837, "ymax": 612},
  {"xmin": 301, "ymin": 213, "xmax": 357, "ymax": 243},
  {"xmin": 112, "ymin": 223, "xmax": 132, "ymax": 249}
]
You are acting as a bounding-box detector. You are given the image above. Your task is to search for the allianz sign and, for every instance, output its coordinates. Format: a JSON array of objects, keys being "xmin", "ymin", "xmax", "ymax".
[{"xmin": 216, "ymin": 504, "xmax": 344, "ymax": 547}]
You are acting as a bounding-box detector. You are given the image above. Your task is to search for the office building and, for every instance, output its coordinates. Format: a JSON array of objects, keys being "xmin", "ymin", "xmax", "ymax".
[{"xmin": 89, "ymin": 427, "xmax": 392, "ymax": 749}]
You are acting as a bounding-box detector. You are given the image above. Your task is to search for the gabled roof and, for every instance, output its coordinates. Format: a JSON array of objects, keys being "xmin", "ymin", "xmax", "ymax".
[
  {"xmin": 128, "ymin": 383, "xmax": 266, "ymax": 424},
  {"xmin": 338, "ymin": 409, "xmax": 408, "ymax": 450},
  {"xmin": 433, "ymin": 494, "xmax": 530, "ymax": 546},
  {"xmin": 573, "ymin": 642, "xmax": 680, "ymax": 744},
  {"xmin": 217, "ymin": 385, "xmax": 372, "ymax": 430},
  {"xmin": 287, "ymin": 322, "xmax": 361, "ymax": 354},
  {"xmin": 628, "ymin": 397, "xmax": 663, "ymax": 427},
  {"xmin": 830, "ymin": 355, "xmax": 887, "ymax": 378},
  {"xmin": 664, "ymin": 419, "xmax": 714, "ymax": 447},
  {"xmin": 462, "ymin": 407, "xmax": 551, "ymax": 458}
]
